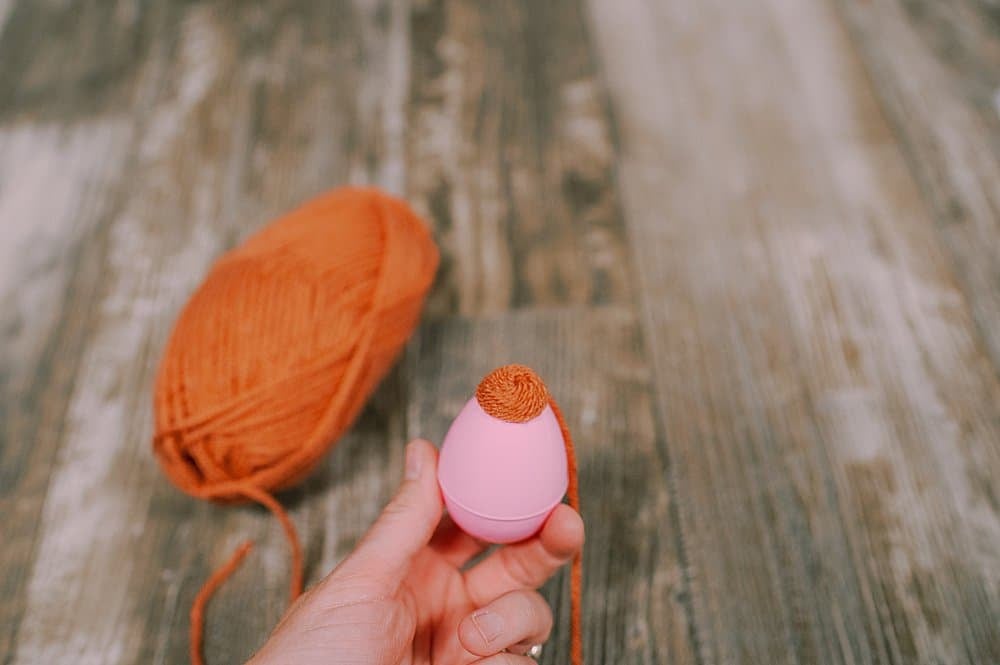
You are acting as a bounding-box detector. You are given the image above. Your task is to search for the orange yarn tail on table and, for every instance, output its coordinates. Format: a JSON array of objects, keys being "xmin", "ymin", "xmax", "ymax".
[{"xmin": 152, "ymin": 187, "xmax": 438, "ymax": 665}]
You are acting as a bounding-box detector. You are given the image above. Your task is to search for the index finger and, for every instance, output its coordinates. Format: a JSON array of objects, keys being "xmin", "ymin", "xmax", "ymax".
[
  {"xmin": 325, "ymin": 439, "xmax": 442, "ymax": 595},
  {"xmin": 463, "ymin": 504, "xmax": 584, "ymax": 606}
]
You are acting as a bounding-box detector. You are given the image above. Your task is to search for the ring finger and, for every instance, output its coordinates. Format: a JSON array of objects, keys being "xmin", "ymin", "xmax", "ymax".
[{"xmin": 458, "ymin": 589, "xmax": 552, "ymax": 657}]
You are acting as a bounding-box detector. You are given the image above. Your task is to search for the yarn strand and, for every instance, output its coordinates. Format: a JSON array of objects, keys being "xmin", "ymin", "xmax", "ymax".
[
  {"xmin": 190, "ymin": 483, "xmax": 304, "ymax": 665},
  {"xmin": 549, "ymin": 398, "xmax": 584, "ymax": 665},
  {"xmin": 190, "ymin": 541, "xmax": 254, "ymax": 665}
]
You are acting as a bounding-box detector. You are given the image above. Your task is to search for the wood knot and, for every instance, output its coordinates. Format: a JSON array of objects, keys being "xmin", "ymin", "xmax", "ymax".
[{"xmin": 475, "ymin": 364, "xmax": 550, "ymax": 423}]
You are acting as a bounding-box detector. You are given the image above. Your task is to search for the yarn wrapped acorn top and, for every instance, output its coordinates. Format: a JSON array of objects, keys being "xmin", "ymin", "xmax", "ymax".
[
  {"xmin": 475, "ymin": 364, "xmax": 550, "ymax": 423},
  {"xmin": 153, "ymin": 187, "xmax": 439, "ymax": 501}
]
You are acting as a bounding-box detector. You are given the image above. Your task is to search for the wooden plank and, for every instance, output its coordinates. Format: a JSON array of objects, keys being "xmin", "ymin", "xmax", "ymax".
[
  {"xmin": 834, "ymin": 0, "xmax": 1000, "ymax": 373},
  {"xmin": 587, "ymin": 0, "xmax": 1000, "ymax": 663},
  {"xmin": 0, "ymin": 109, "xmax": 135, "ymax": 660},
  {"xmin": 0, "ymin": 1, "xmax": 411, "ymax": 663},
  {"xmin": 407, "ymin": 0, "xmax": 636, "ymax": 315},
  {"xmin": 408, "ymin": 306, "xmax": 696, "ymax": 665},
  {"xmin": 0, "ymin": 0, "xmax": 162, "ymax": 655}
]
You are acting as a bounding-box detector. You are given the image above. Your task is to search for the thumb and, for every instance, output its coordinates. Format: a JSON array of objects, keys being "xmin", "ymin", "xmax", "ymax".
[{"xmin": 329, "ymin": 439, "xmax": 443, "ymax": 592}]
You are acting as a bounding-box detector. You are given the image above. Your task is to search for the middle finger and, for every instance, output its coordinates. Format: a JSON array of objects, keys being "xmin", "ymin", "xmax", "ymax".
[{"xmin": 463, "ymin": 504, "xmax": 583, "ymax": 606}]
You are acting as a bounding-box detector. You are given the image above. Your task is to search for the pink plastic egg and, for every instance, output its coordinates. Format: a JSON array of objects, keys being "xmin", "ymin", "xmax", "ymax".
[{"xmin": 437, "ymin": 365, "xmax": 569, "ymax": 543}]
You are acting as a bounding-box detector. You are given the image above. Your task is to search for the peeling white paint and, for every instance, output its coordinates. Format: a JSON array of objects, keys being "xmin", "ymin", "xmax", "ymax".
[
  {"xmin": 11, "ymin": 8, "xmax": 232, "ymax": 662},
  {"xmin": 0, "ymin": 118, "xmax": 130, "ymax": 384},
  {"xmin": 140, "ymin": 7, "xmax": 224, "ymax": 160}
]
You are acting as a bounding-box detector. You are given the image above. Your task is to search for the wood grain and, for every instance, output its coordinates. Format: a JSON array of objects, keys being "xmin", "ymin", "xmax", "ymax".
[
  {"xmin": 587, "ymin": 0, "xmax": 1000, "ymax": 663},
  {"xmin": 834, "ymin": 0, "xmax": 1000, "ymax": 372},
  {"xmin": 407, "ymin": 0, "xmax": 635, "ymax": 316},
  {"xmin": 0, "ymin": 0, "xmax": 157, "ymax": 656},
  {"xmin": 408, "ymin": 307, "xmax": 695, "ymax": 665},
  {"xmin": 2, "ymin": 0, "xmax": 999, "ymax": 663}
]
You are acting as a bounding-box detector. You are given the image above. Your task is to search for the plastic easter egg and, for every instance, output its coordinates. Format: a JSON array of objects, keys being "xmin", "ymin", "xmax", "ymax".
[{"xmin": 437, "ymin": 365, "xmax": 569, "ymax": 543}]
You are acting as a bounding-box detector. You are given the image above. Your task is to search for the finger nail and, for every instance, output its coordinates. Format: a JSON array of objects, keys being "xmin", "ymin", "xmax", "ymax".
[
  {"xmin": 472, "ymin": 610, "xmax": 504, "ymax": 643},
  {"xmin": 404, "ymin": 442, "xmax": 422, "ymax": 480}
]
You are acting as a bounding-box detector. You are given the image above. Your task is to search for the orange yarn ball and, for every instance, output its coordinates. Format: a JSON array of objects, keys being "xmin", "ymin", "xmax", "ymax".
[
  {"xmin": 153, "ymin": 187, "xmax": 438, "ymax": 501},
  {"xmin": 150, "ymin": 187, "xmax": 438, "ymax": 665}
]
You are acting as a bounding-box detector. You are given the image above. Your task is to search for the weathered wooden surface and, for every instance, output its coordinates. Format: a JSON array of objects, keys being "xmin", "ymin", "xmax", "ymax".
[
  {"xmin": 588, "ymin": 0, "xmax": 1000, "ymax": 663},
  {"xmin": 406, "ymin": 0, "xmax": 634, "ymax": 315},
  {"xmin": 1, "ymin": 0, "xmax": 998, "ymax": 664},
  {"xmin": 834, "ymin": 0, "xmax": 1000, "ymax": 372}
]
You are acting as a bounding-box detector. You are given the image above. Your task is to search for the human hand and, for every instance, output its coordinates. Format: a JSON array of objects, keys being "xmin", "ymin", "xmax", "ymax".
[{"xmin": 249, "ymin": 439, "xmax": 585, "ymax": 664}]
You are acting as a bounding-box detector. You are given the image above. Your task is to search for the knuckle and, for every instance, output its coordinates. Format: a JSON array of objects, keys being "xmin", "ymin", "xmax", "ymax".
[
  {"xmin": 500, "ymin": 548, "xmax": 538, "ymax": 588},
  {"xmin": 320, "ymin": 568, "xmax": 394, "ymax": 600},
  {"xmin": 383, "ymin": 494, "xmax": 416, "ymax": 519},
  {"xmin": 380, "ymin": 486, "xmax": 438, "ymax": 526}
]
